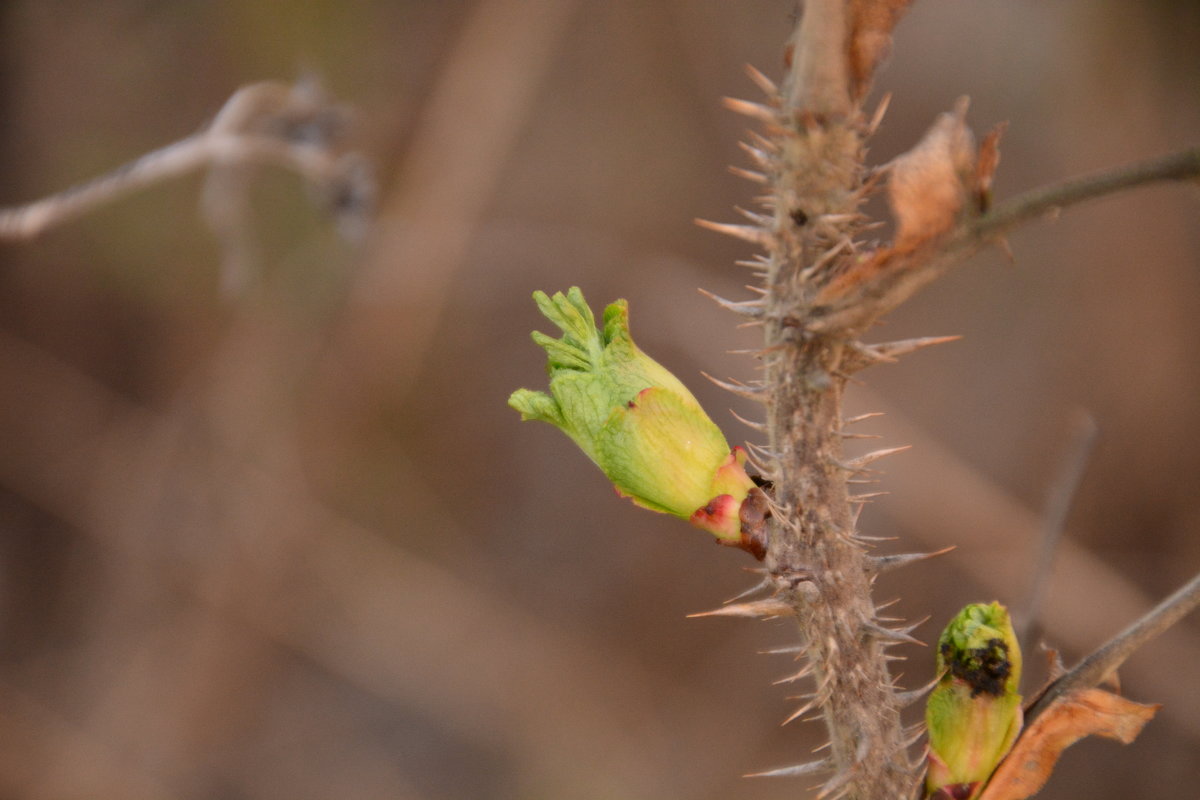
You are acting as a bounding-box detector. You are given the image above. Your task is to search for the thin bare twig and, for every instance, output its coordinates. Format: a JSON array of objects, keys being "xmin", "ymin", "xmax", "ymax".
[
  {"xmin": 0, "ymin": 80, "xmax": 372, "ymax": 292},
  {"xmin": 809, "ymin": 143, "xmax": 1200, "ymax": 334},
  {"xmin": 972, "ymin": 145, "xmax": 1200, "ymax": 240},
  {"xmin": 0, "ymin": 133, "xmax": 343, "ymax": 240},
  {"xmin": 1026, "ymin": 570, "xmax": 1200, "ymax": 722}
]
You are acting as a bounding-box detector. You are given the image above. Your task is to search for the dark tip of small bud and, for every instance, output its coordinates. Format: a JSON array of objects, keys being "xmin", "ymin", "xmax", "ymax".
[
  {"xmin": 790, "ymin": 207, "xmax": 809, "ymax": 226},
  {"xmin": 942, "ymin": 637, "xmax": 1013, "ymax": 697},
  {"xmin": 626, "ymin": 400, "xmax": 637, "ymax": 408}
]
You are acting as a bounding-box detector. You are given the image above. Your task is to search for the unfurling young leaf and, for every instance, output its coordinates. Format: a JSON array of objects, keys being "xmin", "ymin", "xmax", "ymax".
[
  {"xmin": 926, "ymin": 602, "xmax": 1023, "ymax": 800},
  {"xmin": 509, "ymin": 287, "xmax": 767, "ymax": 557}
]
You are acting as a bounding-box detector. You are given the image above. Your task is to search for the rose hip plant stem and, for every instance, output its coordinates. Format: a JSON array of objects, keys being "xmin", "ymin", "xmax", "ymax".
[{"xmin": 695, "ymin": 2, "xmax": 1200, "ymax": 797}]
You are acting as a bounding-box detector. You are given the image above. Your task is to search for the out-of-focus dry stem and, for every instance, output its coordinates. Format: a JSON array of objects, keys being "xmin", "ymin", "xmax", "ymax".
[
  {"xmin": 0, "ymin": 80, "xmax": 370, "ymax": 293},
  {"xmin": 1019, "ymin": 411, "xmax": 1098, "ymax": 655}
]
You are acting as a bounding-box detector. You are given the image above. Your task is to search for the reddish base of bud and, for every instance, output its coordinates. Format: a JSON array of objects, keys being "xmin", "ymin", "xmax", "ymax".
[
  {"xmin": 690, "ymin": 486, "xmax": 771, "ymax": 560},
  {"xmin": 690, "ymin": 494, "xmax": 740, "ymax": 539},
  {"xmin": 929, "ymin": 782, "xmax": 977, "ymax": 800}
]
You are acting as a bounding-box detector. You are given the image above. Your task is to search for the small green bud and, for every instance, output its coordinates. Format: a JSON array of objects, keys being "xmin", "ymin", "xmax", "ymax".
[
  {"xmin": 509, "ymin": 288, "xmax": 763, "ymax": 555},
  {"xmin": 926, "ymin": 602, "xmax": 1023, "ymax": 800}
]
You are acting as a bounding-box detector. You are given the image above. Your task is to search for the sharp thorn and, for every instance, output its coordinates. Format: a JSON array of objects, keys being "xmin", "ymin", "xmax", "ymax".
[
  {"xmin": 817, "ymin": 768, "xmax": 856, "ymax": 799},
  {"xmin": 735, "ymin": 205, "xmax": 772, "ymax": 226},
  {"xmin": 850, "ymin": 491, "xmax": 890, "ymax": 503},
  {"xmin": 862, "ymin": 620, "xmax": 925, "ymax": 646},
  {"xmin": 745, "ymin": 758, "xmax": 831, "ymax": 779},
  {"xmin": 700, "ymin": 371, "xmax": 764, "ymax": 400},
  {"xmin": 773, "ymin": 662, "xmax": 816, "ymax": 685},
  {"xmin": 815, "ymin": 212, "xmax": 861, "ymax": 225},
  {"xmin": 735, "ymin": 257, "xmax": 770, "ymax": 270},
  {"xmin": 697, "ymin": 286, "xmax": 765, "ymax": 317},
  {"xmin": 695, "ymin": 218, "xmax": 775, "ymax": 249},
  {"xmin": 894, "ymin": 675, "xmax": 940, "ymax": 708},
  {"xmin": 747, "ymin": 130, "xmax": 779, "ymax": 153},
  {"xmin": 844, "ymin": 445, "xmax": 912, "ymax": 470},
  {"xmin": 903, "ymin": 724, "xmax": 928, "ymax": 748},
  {"xmin": 866, "ymin": 546, "xmax": 957, "ymax": 575},
  {"xmin": 745, "ymin": 441, "xmax": 781, "ymax": 460},
  {"xmin": 737, "ymin": 140, "xmax": 773, "ymax": 168},
  {"xmin": 759, "ymin": 644, "xmax": 807, "ymax": 655},
  {"xmin": 839, "ymin": 431, "xmax": 883, "ymax": 440},
  {"xmin": 782, "ymin": 698, "xmax": 821, "ymax": 725},
  {"xmin": 688, "ymin": 599, "xmax": 792, "ymax": 619},
  {"xmin": 844, "ymin": 412, "xmax": 885, "ymax": 425},
  {"xmin": 728, "ymin": 408, "xmax": 766, "ymax": 432},
  {"xmin": 742, "ymin": 63, "xmax": 778, "ymax": 96},
  {"xmin": 868, "ymin": 335, "xmax": 963, "ymax": 363},
  {"xmin": 722, "ymin": 96, "xmax": 777, "ymax": 123},
  {"xmin": 867, "ymin": 91, "xmax": 892, "ymax": 136},
  {"xmin": 728, "ymin": 164, "xmax": 767, "ymax": 184},
  {"xmin": 799, "ymin": 237, "xmax": 852, "ymax": 281},
  {"xmin": 724, "ymin": 577, "xmax": 772, "ymax": 603}
]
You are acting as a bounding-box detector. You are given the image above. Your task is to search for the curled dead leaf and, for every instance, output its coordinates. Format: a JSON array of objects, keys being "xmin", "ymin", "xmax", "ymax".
[
  {"xmin": 889, "ymin": 97, "xmax": 977, "ymax": 251},
  {"xmin": 847, "ymin": 0, "xmax": 917, "ymax": 101},
  {"xmin": 813, "ymin": 98, "xmax": 983, "ymax": 315},
  {"xmin": 974, "ymin": 123, "xmax": 1007, "ymax": 213},
  {"xmin": 976, "ymin": 688, "xmax": 1159, "ymax": 800}
]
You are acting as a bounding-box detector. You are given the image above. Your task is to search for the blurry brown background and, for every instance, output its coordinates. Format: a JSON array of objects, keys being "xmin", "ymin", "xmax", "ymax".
[{"xmin": 0, "ymin": 2, "xmax": 1197, "ymax": 799}]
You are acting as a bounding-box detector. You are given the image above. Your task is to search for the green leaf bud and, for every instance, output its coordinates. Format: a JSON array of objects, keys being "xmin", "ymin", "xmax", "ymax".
[
  {"xmin": 926, "ymin": 601, "xmax": 1023, "ymax": 800},
  {"xmin": 509, "ymin": 288, "xmax": 762, "ymax": 555}
]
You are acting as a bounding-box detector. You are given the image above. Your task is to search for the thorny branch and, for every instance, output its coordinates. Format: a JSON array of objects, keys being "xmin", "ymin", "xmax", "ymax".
[{"xmin": 706, "ymin": 2, "xmax": 1199, "ymax": 797}]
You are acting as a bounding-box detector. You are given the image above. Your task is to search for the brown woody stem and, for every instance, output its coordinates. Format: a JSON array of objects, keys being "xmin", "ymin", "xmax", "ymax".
[{"xmin": 1026, "ymin": 570, "xmax": 1200, "ymax": 722}]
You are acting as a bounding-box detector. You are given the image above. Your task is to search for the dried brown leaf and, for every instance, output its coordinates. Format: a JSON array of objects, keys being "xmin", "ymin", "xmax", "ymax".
[
  {"xmin": 888, "ymin": 97, "xmax": 976, "ymax": 251},
  {"xmin": 813, "ymin": 99, "xmax": 977, "ymax": 311},
  {"xmin": 975, "ymin": 122, "xmax": 1007, "ymax": 213},
  {"xmin": 848, "ymin": 0, "xmax": 917, "ymax": 101},
  {"xmin": 977, "ymin": 688, "xmax": 1159, "ymax": 800}
]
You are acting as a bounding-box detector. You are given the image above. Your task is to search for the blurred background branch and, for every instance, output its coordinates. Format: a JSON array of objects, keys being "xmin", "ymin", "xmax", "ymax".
[{"xmin": 0, "ymin": 3, "xmax": 1196, "ymax": 799}]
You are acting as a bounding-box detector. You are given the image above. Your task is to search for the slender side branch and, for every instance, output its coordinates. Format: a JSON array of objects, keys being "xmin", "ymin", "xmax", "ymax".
[
  {"xmin": 1026, "ymin": 570, "xmax": 1200, "ymax": 723},
  {"xmin": 0, "ymin": 134, "xmax": 349, "ymax": 240},
  {"xmin": 0, "ymin": 79, "xmax": 373, "ymax": 292},
  {"xmin": 972, "ymin": 145, "xmax": 1200, "ymax": 240},
  {"xmin": 810, "ymin": 143, "xmax": 1200, "ymax": 334}
]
